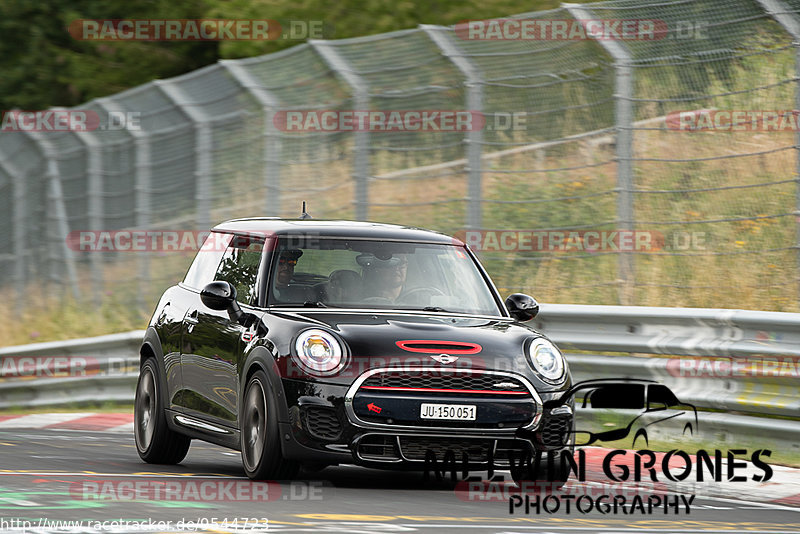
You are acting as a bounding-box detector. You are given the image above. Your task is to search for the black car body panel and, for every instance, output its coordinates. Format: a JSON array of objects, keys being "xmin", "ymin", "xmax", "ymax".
[{"xmin": 138, "ymin": 219, "xmax": 575, "ymax": 475}]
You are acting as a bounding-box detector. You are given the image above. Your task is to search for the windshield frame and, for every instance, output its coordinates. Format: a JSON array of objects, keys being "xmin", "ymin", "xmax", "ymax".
[{"xmin": 264, "ymin": 235, "xmax": 508, "ymax": 318}]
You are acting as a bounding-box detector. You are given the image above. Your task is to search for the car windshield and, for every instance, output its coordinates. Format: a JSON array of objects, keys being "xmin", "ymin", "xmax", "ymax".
[{"xmin": 268, "ymin": 237, "xmax": 502, "ymax": 316}]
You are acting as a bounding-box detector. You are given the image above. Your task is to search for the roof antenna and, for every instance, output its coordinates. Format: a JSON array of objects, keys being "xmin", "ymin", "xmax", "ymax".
[{"xmin": 299, "ymin": 201, "xmax": 312, "ymax": 219}]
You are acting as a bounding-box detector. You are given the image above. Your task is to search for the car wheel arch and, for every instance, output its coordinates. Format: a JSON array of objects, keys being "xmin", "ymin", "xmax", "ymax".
[
  {"xmin": 140, "ymin": 328, "xmax": 170, "ymax": 398},
  {"xmin": 240, "ymin": 345, "xmax": 290, "ymax": 425}
]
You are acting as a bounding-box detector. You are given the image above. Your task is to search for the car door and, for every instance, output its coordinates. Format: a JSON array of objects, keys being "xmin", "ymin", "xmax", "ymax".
[{"xmin": 180, "ymin": 233, "xmax": 265, "ymax": 429}]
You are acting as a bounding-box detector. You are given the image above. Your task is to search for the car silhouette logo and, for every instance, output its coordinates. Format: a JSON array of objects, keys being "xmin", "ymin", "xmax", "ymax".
[{"xmin": 430, "ymin": 354, "xmax": 459, "ymax": 364}]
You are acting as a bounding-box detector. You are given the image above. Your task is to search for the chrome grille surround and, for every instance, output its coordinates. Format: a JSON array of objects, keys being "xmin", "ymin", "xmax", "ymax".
[{"xmin": 344, "ymin": 367, "xmax": 543, "ymax": 433}]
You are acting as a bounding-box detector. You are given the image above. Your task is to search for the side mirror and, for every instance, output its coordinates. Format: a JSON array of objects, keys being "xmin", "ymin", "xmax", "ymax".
[
  {"xmin": 505, "ymin": 293, "xmax": 539, "ymax": 321},
  {"xmin": 201, "ymin": 281, "xmax": 244, "ymax": 323}
]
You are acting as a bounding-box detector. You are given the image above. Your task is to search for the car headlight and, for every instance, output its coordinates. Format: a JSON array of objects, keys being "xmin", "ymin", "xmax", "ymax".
[
  {"xmin": 527, "ymin": 338, "xmax": 566, "ymax": 383},
  {"xmin": 294, "ymin": 329, "xmax": 346, "ymax": 376}
]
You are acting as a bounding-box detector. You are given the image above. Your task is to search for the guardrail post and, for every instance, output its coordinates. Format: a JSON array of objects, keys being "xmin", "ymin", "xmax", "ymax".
[
  {"xmin": 221, "ymin": 60, "xmax": 283, "ymax": 216},
  {"xmin": 24, "ymin": 131, "xmax": 80, "ymax": 301},
  {"xmin": 421, "ymin": 25, "xmax": 485, "ymax": 232},
  {"xmin": 565, "ymin": 3, "xmax": 635, "ymax": 305},
  {"xmin": 754, "ymin": 0, "xmax": 800, "ymax": 307},
  {"xmin": 310, "ymin": 40, "xmax": 370, "ymax": 220}
]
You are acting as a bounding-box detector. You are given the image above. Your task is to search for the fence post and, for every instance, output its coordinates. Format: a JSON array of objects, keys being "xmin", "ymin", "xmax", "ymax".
[
  {"xmin": 156, "ymin": 80, "xmax": 212, "ymax": 231},
  {"xmin": 753, "ymin": 0, "xmax": 800, "ymax": 307},
  {"xmin": 221, "ymin": 60, "xmax": 283, "ymax": 216},
  {"xmin": 99, "ymin": 97, "xmax": 151, "ymax": 312},
  {"xmin": 0, "ymin": 158, "xmax": 27, "ymax": 307},
  {"xmin": 67, "ymin": 110, "xmax": 105, "ymax": 306},
  {"xmin": 565, "ymin": 3, "xmax": 635, "ymax": 305},
  {"xmin": 24, "ymin": 131, "xmax": 80, "ymax": 301},
  {"xmin": 310, "ymin": 40, "xmax": 370, "ymax": 220},
  {"xmin": 421, "ymin": 25, "xmax": 485, "ymax": 232}
]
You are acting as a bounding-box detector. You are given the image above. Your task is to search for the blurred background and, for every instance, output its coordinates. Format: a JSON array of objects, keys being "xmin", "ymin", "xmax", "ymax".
[{"xmin": 1, "ymin": 0, "xmax": 799, "ymax": 346}]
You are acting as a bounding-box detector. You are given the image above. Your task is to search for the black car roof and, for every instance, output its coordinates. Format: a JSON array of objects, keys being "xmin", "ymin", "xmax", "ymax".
[{"xmin": 212, "ymin": 218, "xmax": 461, "ymax": 245}]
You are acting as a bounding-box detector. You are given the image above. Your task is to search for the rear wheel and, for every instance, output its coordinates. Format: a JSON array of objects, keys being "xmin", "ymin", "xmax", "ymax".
[
  {"xmin": 134, "ymin": 358, "xmax": 190, "ymax": 464},
  {"xmin": 240, "ymin": 370, "xmax": 299, "ymax": 480}
]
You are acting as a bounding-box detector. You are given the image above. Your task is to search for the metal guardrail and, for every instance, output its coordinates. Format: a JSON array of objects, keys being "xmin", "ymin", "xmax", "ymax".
[
  {"xmin": 536, "ymin": 304, "xmax": 800, "ymax": 420},
  {"xmin": 0, "ymin": 330, "xmax": 143, "ymax": 409},
  {"xmin": 0, "ymin": 306, "xmax": 797, "ymax": 448},
  {"xmin": 537, "ymin": 304, "xmax": 800, "ymax": 358}
]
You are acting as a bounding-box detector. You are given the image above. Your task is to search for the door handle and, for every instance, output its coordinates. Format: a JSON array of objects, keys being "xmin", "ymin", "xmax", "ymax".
[{"xmin": 184, "ymin": 312, "xmax": 199, "ymax": 333}]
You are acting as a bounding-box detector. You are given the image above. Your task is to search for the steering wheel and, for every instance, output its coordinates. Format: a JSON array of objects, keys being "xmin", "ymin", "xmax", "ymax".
[{"xmin": 397, "ymin": 286, "xmax": 445, "ymax": 306}]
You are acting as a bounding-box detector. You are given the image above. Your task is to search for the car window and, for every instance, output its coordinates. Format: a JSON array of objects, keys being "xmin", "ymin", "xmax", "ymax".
[
  {"xmin": 268, "ymin": 237, "xmax": 502, "ymax": 315},
  {"xmin": 183, "ymin": 232, "xmax": 233, "ymax": 290},
  {"xmin": 647, "ymin": 384, "xmax": 680, "ymax": 407},
  {"xmin": 214, "ymin": 234, "xmax": 265, "ymax": 305},
  {"xmin": 588, "ymin": 384, "xmax": 645, "ymax": 409}
]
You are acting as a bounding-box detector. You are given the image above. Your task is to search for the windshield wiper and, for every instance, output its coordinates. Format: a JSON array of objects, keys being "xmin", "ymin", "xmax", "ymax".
[
  {"xmin": 271, "ymin": 302, "xmax": 327, "ymax": 308},
  {"xmin": 421, "ymin": 306, "xmax": 449, "ymax": 312}
]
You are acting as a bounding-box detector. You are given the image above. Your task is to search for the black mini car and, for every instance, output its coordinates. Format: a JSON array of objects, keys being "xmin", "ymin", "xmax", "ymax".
[{"xmin": 135, "ymin": 218, "xmax": 574, "ymax": 480}]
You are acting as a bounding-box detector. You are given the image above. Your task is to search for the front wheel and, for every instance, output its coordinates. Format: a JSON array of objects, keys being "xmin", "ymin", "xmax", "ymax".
[
  {"xmin": 134, "ymin": 357, "xmax": 190, "ymax": 464},
  {"xmin": 240, "ymin": 370, "xmax": 299, "ymax": 480}
]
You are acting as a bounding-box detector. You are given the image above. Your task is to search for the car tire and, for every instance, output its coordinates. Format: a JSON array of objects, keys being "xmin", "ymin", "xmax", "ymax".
[
  {"xmin": 240, "ymin": 370, "xmax": 299, "ymax": 480},
  {"xmin": 511, "ymin": 450, "xmax": 569, "ymax": 490},
  {"xmin": 134, "ymin": 357, "xmax": 191, "ymax": 464}
]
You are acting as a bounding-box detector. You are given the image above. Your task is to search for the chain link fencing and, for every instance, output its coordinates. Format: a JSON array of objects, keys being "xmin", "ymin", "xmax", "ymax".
[{"xmin": 0, "ymin": 0, "xmax": 799, "ymax": 332}]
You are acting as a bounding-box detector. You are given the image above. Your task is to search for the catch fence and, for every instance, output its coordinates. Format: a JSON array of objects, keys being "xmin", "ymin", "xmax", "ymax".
[{"xmin": 0, "ymin": 0, "xmax": 799, "ymax": 320}]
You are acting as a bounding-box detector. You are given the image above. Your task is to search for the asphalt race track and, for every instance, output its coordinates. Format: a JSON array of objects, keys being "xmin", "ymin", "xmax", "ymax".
[{"xmin": 1, "ymin": 428, "xmax": 798, "ymax": 534}]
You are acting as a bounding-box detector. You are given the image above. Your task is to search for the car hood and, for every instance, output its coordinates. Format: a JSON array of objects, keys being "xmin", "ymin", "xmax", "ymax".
[{"xmin": 267, "ymin": 310, "xmax": 563, "ymax": 388}]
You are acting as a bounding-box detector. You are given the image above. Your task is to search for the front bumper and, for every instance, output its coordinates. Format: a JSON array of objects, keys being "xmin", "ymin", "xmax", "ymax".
[{"xmin": 279, "ymin": 373, "xmax": 573, "ymax": 467}]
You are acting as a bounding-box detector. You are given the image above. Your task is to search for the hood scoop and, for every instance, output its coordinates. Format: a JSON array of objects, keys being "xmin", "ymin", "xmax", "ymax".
[{"xmin": 395, "ymin": 340, "xmax": 482, "ymax": 354}]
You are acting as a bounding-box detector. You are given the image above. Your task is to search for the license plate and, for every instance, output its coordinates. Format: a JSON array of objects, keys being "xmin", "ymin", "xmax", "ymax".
[{"xmin": 420, "ymin": 403, "xmax": 476, "ymax": 420}]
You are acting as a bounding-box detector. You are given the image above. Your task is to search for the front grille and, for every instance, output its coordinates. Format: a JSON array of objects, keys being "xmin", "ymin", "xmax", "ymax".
[
  {"xmin": 399, "ymin": 437, "xmax": 491, "ymax": 461},
  {"xmin": 302, "ymin": 407, "xmax": 342, "ymax": 440},
  {"xmin": 354, "ymin": 435, "xmax": 536, "ymax": 465},
  {"xmin": 362, "ymin": 371, "xmax": 530, "ymax": 396},
  {"xmin": 540, "ymin": 415, "xmax": 571, "ymax": 447}
]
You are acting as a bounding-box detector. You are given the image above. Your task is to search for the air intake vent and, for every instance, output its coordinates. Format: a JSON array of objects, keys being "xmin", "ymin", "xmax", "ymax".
[
  {"xmin": 395, "ymin": 340, "xmax": 481, "ymax": 354},
  {"xmin": 302, "ymin": 407, "xmax": 342, "ymax": 441}
]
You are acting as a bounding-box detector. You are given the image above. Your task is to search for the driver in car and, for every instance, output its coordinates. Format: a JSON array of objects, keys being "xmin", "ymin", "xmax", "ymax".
[{"xmin": 359, "ymin": 253, "xmax": 409, "ymax": 301}]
